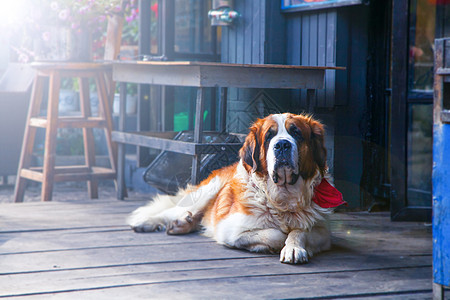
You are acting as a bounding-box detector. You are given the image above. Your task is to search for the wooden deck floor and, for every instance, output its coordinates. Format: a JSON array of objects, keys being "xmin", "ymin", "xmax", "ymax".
[{"xmin": 0, "ymin": 198, "xmax": 443, "ymax": 299}]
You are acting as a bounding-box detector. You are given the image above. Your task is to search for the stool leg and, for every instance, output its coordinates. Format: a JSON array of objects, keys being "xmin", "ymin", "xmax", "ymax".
[
  {"xmin": 41, "ymin": 72, "xmax": 60, "ymax": 201},
  {"xmin": 96, "ymin": 73, "xmax": 118, "ymax": 185},
  {"xmin": 14, "ymin": 75, "xmax": 46, "ymax": 202},
  {"xmin": 79, "ymin": 77, "xmax": 98, "ymax": 198},
  {"xmin": 191, "ymin": 88, "xmax": 205, "ymax": 185}
]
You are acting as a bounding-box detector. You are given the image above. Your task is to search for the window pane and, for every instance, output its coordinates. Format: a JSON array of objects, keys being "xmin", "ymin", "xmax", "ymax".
[
  {"xmin": 407, "ymin": 103, "xmax": 432, "ymax": 206},
  {"xmin": 408, "ymin": 0, "xmax": 436, "ymax": 91},
  {"xmin": 174, "ymin": 1, "xmax": 213, "ymax": 54}
]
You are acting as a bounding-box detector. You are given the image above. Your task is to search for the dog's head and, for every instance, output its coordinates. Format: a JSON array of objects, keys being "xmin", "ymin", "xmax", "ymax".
[{"xmin": 239, "ymin": 113, "xmax": 327, "ymax": 186}]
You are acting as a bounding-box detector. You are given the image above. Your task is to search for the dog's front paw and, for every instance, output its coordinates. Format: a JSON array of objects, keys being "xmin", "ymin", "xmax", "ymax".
[
  {"xmin": 280, "ymin": 245, "xmax": 309, "ymax": 264},
  {"xmin": 127, "ymin": 209, "xmax": 165, "ymax": 233},
  {"xmin": 131, "ymin": 221, "xmax": 165, "ymax": 233},
  {"xmin": 167, "ymin": 211, "xmax": 203, "ymax": 235}
]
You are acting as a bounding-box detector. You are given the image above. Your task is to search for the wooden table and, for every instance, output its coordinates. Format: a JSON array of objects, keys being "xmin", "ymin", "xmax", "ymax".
[{"xmin": 111, "ymin": 61, "xmax": 344, "ymax": 199}]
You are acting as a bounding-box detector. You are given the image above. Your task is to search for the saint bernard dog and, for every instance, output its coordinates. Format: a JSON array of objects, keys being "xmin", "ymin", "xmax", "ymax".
[{"xmin": 127, "ymin": 113, "xmax": 345, "ymax": 264}]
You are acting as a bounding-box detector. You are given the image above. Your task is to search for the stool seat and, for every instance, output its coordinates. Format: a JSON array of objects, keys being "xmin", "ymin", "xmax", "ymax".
[{"xmin": 14, "ymin": 62, "xmax": 117, "ymax": 202}]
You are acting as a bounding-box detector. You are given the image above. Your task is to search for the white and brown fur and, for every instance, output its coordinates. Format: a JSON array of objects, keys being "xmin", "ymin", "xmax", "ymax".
[{"xmin": 127, "ymin": 113, "xmax": 333, "ymax": 264}]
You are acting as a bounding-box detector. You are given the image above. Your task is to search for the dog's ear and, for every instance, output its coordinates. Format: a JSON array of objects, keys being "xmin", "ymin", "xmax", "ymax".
[
  {"xmin": 239, "ymin": 123, "xmax": 261, "ymax": 173},
  {"xmin": 309, "ymin": 120, "xmax": 327, "ymax": 175}
]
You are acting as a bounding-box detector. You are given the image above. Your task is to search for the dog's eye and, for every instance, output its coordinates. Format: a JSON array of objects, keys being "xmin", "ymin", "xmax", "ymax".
[
  {"xmin": 289, "ymin": 125, "xmax": 303, "ymax": 141},
  {"xmin": 265, "ymin": 129, "xmax": 276, "ymax": 141}
]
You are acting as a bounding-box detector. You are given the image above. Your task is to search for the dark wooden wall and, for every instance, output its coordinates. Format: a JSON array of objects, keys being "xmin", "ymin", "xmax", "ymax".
[
  {"xmin": 286, "ymin": 10, "xmax": 338, "ymax": 108},
  {"xmin": 284, "ymin": 5, "xmax": 370, "ymax": 208},
  {"xmin": 220, "ymin": 0, "xmax": 288, "ymax": 133}
]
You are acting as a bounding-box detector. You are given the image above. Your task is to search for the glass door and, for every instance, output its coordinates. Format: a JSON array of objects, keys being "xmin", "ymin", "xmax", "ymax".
[{"xmin": 391, "ymin": 0, "xmax": 449, "ymax": 221}]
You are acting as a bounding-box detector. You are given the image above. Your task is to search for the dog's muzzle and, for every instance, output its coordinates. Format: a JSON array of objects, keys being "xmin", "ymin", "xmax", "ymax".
[{"xmin": 272, "ymin": 139, "xmax": 299, "ymax": 185}]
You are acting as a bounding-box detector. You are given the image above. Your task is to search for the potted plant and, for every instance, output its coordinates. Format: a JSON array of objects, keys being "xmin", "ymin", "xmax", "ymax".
[{"xmin": 11, "ymin": 0, "xmax": 137, "ymax": 62}]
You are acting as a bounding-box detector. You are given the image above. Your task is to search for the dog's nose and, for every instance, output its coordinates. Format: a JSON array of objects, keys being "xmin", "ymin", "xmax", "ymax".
[{"xmin": 274, "ymin": 140, "xmax": 292, "ymax": 152}]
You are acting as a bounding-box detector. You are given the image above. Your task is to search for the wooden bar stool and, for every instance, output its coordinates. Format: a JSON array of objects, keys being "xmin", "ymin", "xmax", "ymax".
[{"xmin": 14, "ymin": 62, "xmax": 117, "ymax": 202}]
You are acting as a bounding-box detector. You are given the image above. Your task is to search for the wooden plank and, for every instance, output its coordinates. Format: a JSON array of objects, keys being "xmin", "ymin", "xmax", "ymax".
[
  {"xmin": 52, "ymin": 167, "xmax": 116, "ymax": 182},
  {"xmin": 236, "ymin": 1, "xmax": 245, "ymax": 64},
  {"xmin": 309, "ymin": 13, "xmax": 318, "ymax": 66},
  {"xmin": 112, "ymin": 63, "xmax": 328, "ymax": 89},
  {"xmin": 112, "ymin": 131, "xmax": 197, "ymax": 154},
  {"xmin": 113, "ymin": 64, "xmax": 202, "ymax": 86},
  {"xmin": 0, "ymin": 266, "xmax": 433, "ymax": 299},
  {"xmin": 243, "ymin": 0, "xmax": 252, "ymax": 64},
  {"xmin": 251, "ymin": 0, "xmax": 262, "ymax": 64},
  {"xmin": 228, "ymin": 21, "xmax": 237, "ymax": 64},
  {"xmin": 286, "ymin": 16, "xmax": 301, "ymax": 66},
  {"xmin": 326, "ymin": 11, "xmax": 336, "ymax": 65},
  {"xmin": 200, "ymin": 66, "xmax": 325, "ymax": 89},
  {"xmin": 19, "ymin": 167, "xmax": 115, "ymax": 183},
  {"xmin": 29, "ymin": 166, "xmax": 90, "ymax": 174},
  {"xmin": 112, "ymin": 131, "xmax": 242, "ymax": 155},
  {"xmin": 29, "ymin": 117, "xmax": 107, "ymax": 129},
  {"xmin": 19, "ymin": 168, "xmax": 44, "ymax": 182},
  {"xmin": 325, "ymin": 11, "xmax": 337, "ymax": 109},
  {"xmin": 0, "ymin": 200, "xmax": 140, "ymax": 231},
  {"xmin": 31, "ymin": 62, "xmax": 111, "ymax": 72},
  {"xmin": 317, "ymin": 12, "xmax": 327, "ymax": 107},
  {"xmin": 220, "ymin": 24, "xmax": 229, "ymax": 62},
  {"xmin": 0, "ymin": 240, "xmax": 266, "ymax": 275},
  {"xmin": 259, "ymin": 0, "xmax": 266, "ymax": 64},
  {"xmin": 0, "ymin": 249, "xmax": 431, "ymax": 277},
  {"xmin": 113, "ymin": 60, "xmax": 345, "ymax": 70}
]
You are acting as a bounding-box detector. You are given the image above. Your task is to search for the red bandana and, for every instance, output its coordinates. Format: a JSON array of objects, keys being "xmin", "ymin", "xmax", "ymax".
[{"xmin": 312, "ymin": 179, "xmax": 347, "ymax": 208}]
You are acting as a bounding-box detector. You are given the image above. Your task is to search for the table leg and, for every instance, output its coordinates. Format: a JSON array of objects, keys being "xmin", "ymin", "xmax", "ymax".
[
  {"xmin": 191, "ymin": 87, "xmax": 205, "ymax": 185},
  {"xmin": 117, "ymin": 82, "xmax": 127, "ymax": 200},
  {"xmin": 306, "ymin": 89, "xmax": 315, "ymax": 113},
  {"xmin": 219, "ymin": 87, "xmax": 228, "ymax": 133}
]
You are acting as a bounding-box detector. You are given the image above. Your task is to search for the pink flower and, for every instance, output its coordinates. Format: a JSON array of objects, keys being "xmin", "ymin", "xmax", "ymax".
[
  {"xmin": 59, "ymin": 9, "xmax": 70, "ymax": 21},
  {"xmin": 79, "ymin": 6, "xmax": 89, "ymax": 14},
  {"xmin": 50, "ymin": 2, "xmax": 59, "ymax": 11},
  {"xmin": 18, "ymin": 53, "xmax": 30, "ymax": 63},
  {"xmin": 42, "ymin": 31, "xmax": 51, "ymax": 41}
]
